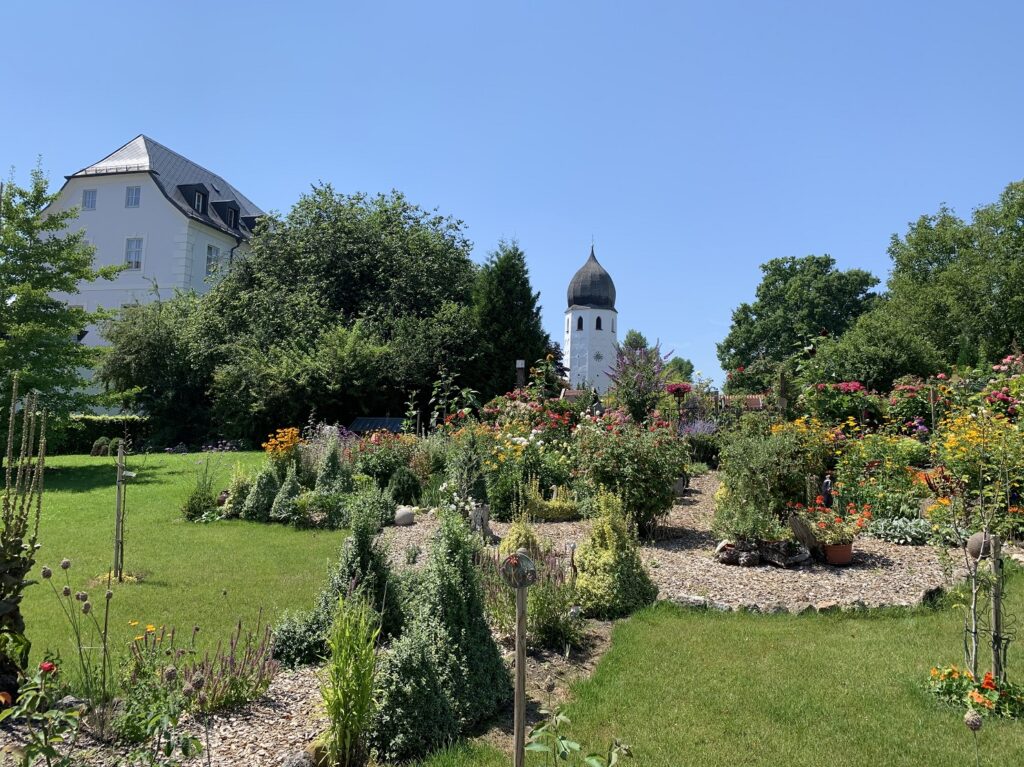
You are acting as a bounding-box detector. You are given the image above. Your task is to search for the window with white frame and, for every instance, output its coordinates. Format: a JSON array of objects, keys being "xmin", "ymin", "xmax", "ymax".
[
  {"xmin": 82, "ymin": 189, "xmax": 97, "ymax": 210},
  {"xmin": 124, "ymin": 238, "xmax": 143, "ymax": 270},
  {"xmin": 125, "ymin": 186, "xmax": 141, "ymax": 208},
  {"xmin": 206, "ymin": 244, "xmax": 221, "ymax": 275},
  {"xmin": 227, "ymin": 208, "xmax": 238, "ymax": 228},
  {"xmin": 193, "ymin": 190, "xmax": 206, "ymax": 213}
]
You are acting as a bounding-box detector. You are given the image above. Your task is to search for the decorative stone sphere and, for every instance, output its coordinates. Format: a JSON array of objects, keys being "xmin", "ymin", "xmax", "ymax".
[
  {"xmin": 967, "ymin": 531, "xmax": 999, "ymax": 560},
  {"xmin": 964, "ymin": 709, "xmax": 983, "ymax": 732}
]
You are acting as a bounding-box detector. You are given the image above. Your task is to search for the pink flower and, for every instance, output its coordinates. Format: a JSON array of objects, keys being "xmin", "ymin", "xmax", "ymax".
[
  {"xmin": 937, "ymin": 373, "xmax": 948, "ymax": 380},
  {"xmin": 39, "ymin": 661, "xmax": 56, "ymax": 675}
]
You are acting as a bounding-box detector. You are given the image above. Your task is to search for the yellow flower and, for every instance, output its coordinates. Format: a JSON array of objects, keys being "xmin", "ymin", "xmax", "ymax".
[
  {"xmin": 128, "ymin": 620, "xmax": 139, "ymax": 627},
  {"xmin": 145, "ymin": 624, "xmax": 156, "ymax": 633},
  {"xmin": 134, "ymin": 635, "xmax": 144, "ymax": 641}
]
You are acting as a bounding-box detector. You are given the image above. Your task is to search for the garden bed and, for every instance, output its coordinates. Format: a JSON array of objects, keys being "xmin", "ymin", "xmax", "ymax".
[{"xmin": 387, "ymin": 473, "xmax": 958, "ymax": 614}]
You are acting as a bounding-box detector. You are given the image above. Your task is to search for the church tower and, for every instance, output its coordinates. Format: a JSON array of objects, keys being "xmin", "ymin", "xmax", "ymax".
[{"xmin": 563, "ymin": 246, "xmax": 618, "ymax": 393}]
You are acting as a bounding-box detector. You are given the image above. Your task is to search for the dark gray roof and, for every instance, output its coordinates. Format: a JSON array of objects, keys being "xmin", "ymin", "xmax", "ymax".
[
  {"xmin": 69, "ymin": 135, "xmax": 263, "ymax": 239},
  {"xmin": 567, "ymin": 246, "xmax": 616, "ymax": 309},
  {"xmin": 349, "ymin": 417, "xmax": 407, "ymax": 434}
]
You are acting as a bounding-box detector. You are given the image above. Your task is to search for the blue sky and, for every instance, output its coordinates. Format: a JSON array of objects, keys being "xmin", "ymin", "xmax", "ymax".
[{"xmin": 3, "ymin": 1, "xmax": 1023, "ymax": 384}]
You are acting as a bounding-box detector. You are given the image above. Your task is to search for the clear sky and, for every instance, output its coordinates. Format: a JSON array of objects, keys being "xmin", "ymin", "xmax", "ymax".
[{"xmin": 3, "ymin": 1, "xmax": 1023, "ymax": 384}]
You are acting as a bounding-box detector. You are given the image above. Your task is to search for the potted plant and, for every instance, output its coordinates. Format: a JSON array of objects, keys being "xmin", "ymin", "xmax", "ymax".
[{"xmin": 794, "ymin": 497, "xmax": 873, "ymax": 565}]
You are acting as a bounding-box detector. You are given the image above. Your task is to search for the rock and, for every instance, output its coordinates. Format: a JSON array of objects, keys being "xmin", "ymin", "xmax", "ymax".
[
  {"xmin": 788, "ymin": 513, "xmax": 824, "ymax": 561},
  {"xmin": 279, "ymin": 751, "xmax": 315, "ymax": 767},
  {"xmin": 56, "ymin": 694, "xmax": 87, "ymax": 710},
  {"xmin": 788, "ymin": 601, "xmax": 815, "ymax": 615},
  {"xmin": 815, "ymin": 601, "xmax": 840, "ymax": 613},
  {"xmin": 217, "ymin": 490, "xmax": 230, "ymax": 507},
  {"xmin": 760, "ymin": 540, "xmax": 811, "ymax": 568},
  {"xmin": 737, "ymin": 550, "xmax": 761, "ymax": 567},
  {"xmin": 394, "ymin": 506, "xmax": 416, "ymax": 526},
  {"xmin": 716, "ymin": 545, "xmax": 740, "ymax": 565},
  {"xmin": 714, "ymin": 539, "xmax": 732, "ymax": 554}
]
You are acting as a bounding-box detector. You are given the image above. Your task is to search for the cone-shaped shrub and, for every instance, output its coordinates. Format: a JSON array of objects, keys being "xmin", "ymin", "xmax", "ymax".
[
  {"xmin": 270, "ymin": 463, "xmax": 302, "ymax": 523},
  {"xmin": 240, "ymin": 463, "xmax": 279, "ymax": 522},
  {"xmin": 221, "ymin": 465, "xmax": 252, "ymax": 519},
  {"xmin": 370, "ymin": 510, "xmax": 510, "ymax": 759},
  {"xmin": 575, "ymin": 491, "xmax": 658, "ymax": 618},
  {"xmin": 315, "ymin": 435, "xmax": 352, "ymax": 493}
]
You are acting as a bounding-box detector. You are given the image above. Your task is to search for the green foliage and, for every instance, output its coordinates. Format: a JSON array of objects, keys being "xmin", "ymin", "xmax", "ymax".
[
  {"xmin": 369, "ymin": 623, "xmax": 459, "ymax": 762},
  {"xmin": 273, "ymin": 493, "xmax": 401, "ymax": 667},
  {"xmin": 470, "ymin": 240, "xmax": 551, "ymax": 400},
  {"xmin": 221, "ymin": 465, "xmax": 252, "ymax": 520},
  {"xmin": 835, "ymin": 434, "xmax": 930, "ymax": 519},
  {"xmin": 181, "ymin": 456, "xmax": 221, "ymax": 522},
  {"xmin": 868, "ymin": 517, "xmax": 931, "ymax": 546},
  {"xmin": 387, "ymin": 464, "xmax": 421, "ymax": 505},
  {"xmin": 716, "ymin": 417, "xmax": 831, "ymax": 525},
  {"xmin": 575, "ymin": 495, "xmax": 657, "ymax": 619},
  {"xmin": 573, "ymin": 420, "xmax": 688, "ymax": 537},
  {"xmin": 711, "ymin": 484, "xmax": 787, "ymax": 543},
  {"xmin": 799, "ymin": 381, "xmax": 884, "ymax": 424},
  {"xmin": 293, "ymin": 490, "xmax": 350, "ymax": 529},
  {"xmin": 321, "ymin": 596, "xmax": 381, "ymax": 767},
  {"xmin": 499, "ymin": 514, "xmax": 541, "ymax": 557},
  {"xmin": 240, "ymin": 463, "xmax": 279, "ymax": 522},
  {"xmin": 1, "ymin": 167, "xmax": 117, "ymax": 424},
  {"xmin": 664, "ymin": 356, "xmax": 694, "ymax": 382},
  {"xmin": 416, "ymin": 512, "xmax": 511, "ymax": 725},
  {"xmin": 53, "ymin": 414, "xmax": 150, "ymax": 456},
  {"xmin": 717, "ymin": 255, "xmax": 879, "ymax": 392},
  {"xmin": 90, "ymin": 436, "xmax": 110, "ymax": 457},
  {"xmin": 269, "ymin": 463, "xmax": 302, "ymax": 523},
  {"xmin": 527, "ymin": 704, "xmax": 634, "ymax": 767},
  {"xmin": 0, "ymin": 662, "xmax": 83, "ymax": 767},
  {"xmin": 315, "ymin": 435, "xmax": 352, "ymax": 493},
  {"xmin": 799, "ymin": 305, "xmax": 943, "ymax": 392}
]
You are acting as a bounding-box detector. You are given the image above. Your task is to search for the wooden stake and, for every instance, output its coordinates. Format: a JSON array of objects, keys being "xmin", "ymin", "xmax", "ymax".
[
  {"xmin": 113, "ymin": 442, "xmax": 124, "ymax": 582},
  {"xmin": 514, "ymin": 584, "xmax": 527, "ymax": 767}
]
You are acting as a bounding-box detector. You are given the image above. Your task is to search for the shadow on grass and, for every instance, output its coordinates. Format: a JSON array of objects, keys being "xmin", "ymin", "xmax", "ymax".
[{"xmin": 45, "ymin": 460, "xmax": 170, "ymax": 493}]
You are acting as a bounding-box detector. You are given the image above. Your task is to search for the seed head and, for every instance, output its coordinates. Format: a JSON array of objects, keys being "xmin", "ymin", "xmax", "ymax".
[
  {"xmin": 106, "ymin": 590, "xmax": 114, "ymax": 601},
  {"xmin": 62, "ymin": 586, "xmax": 72, "ymax": 597},
  {"xmin": 182, "ymin": 684, "xmax": 195, "ymax": 698},
  {"xmin": 192, "ymin": 674, "xmax": 205, "ymax": 691},
  {"xmin": 41, "ymin": 566, "xmax": 52, "ymax": 579},
  {"xmin": 82, "ymin": 601, "xmax": 92, "ymax": 615},
  {"xmin": 60, "ymin": 559, "xmax": 71, "ymax": 570},
  {"xmin": 163, "ymin": 666, "xmax": 178, "ymax": 684}
]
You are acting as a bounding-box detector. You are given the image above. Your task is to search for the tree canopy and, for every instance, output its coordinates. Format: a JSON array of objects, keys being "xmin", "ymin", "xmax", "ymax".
[
  {"xmin": 1, "ymin": 168, "xmax": 115, "ymax": 423},
  {"xmin": 717, "ymin": 255, "xmax": 879, "ymax": 392}
]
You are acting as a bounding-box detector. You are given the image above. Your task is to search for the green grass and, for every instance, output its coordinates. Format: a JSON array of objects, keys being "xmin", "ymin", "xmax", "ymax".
[
  {"xmin": 419, "ymin": 578, "xmax": 1024, "ymax": 767},
  {"xmin": 22, "ymin": 452, "xmax": 345, "ymax": 664}
]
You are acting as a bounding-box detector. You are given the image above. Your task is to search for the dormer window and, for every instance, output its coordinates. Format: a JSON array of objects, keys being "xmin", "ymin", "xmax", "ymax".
[
  {"xmin": 193, "ymin": 190, "xmax": 207, "ymax": 214},
  {"xmin": 227, "ymin": 208, "xmax": 237, "ymax": 228}
]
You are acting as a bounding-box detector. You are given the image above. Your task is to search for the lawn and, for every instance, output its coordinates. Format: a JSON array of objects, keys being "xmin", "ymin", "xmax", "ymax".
[
  {"xmin": 419, "ymin": 574, "xmax": 1024, "ymax": 767},
  {"xmin": 22, "ymin": 452, "xmax": 346, "ymax": 664}
]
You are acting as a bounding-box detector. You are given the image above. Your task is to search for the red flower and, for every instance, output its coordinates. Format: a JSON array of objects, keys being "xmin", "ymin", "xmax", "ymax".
[
  {"xmin": 982, "ymin": 672, "xmax": 997, "ymax": 691},
  {"xmin": 736, "ymin": 366, "xmax": 746, "ymax": 373},
  {"xmin": 39, "ymin": 661, "xmax": 56, "ymax": 675}
]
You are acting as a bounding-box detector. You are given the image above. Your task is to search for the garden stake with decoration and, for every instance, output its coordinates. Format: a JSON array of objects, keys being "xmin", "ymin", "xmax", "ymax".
[{"xmin": 501, "ymin": 548, "xmax": 538, "ymax": 767}]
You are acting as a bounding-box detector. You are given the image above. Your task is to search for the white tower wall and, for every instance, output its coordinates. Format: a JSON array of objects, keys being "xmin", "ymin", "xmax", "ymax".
[{"xmin": 563, "ymin": 306, "xmax": 618, "ymax": 393}]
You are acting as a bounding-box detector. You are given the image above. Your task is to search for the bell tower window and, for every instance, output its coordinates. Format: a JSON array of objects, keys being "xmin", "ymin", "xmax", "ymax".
[
  {"xmin": 595, "ymin": 316, "xmax": 602, "ymax": 330},
  {"xmin": 576, "ymin": 317, "xmax": 583, "ymax": 331}
]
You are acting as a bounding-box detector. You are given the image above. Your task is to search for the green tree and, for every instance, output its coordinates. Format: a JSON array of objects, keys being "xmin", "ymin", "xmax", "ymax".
[
  {"xmin": 664, "ymin": 356, "xmax": 694, "ymax": 382},
  {"xmin": 717, "ymin": 255, "xmax": 879, "ymax": 391},
  {"xmin": 0, "ymin": 168, "xmax": 116, "ymax": 424},
  {"xmin": 470, "ymin": 240, "xmax": 550, "ymax": 399},
  {"xmin": 98, "ymin": 292, "xmax": 213, "ymax": 444},
  {"xmin": 798, "ymin": 303, "xmax": 943, "ymax": 391},
  {"xmin": 885, "ymin": 181, "xmax": 1024, "ymax": 366}
]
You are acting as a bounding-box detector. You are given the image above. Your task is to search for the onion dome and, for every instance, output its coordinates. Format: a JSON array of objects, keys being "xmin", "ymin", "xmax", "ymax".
[{"xmin": 567, "ymin": 246, "xmax": 616, "ymax": 309}]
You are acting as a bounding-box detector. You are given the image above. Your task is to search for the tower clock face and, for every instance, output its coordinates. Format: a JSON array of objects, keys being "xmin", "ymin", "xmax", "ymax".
[{"xmin": 593, "ymin": 351, "xmax": 604, "ymax": 362}]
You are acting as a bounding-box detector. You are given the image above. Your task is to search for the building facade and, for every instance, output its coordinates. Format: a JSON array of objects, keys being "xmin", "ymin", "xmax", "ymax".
[
  {"xmin": 563, "ymin": 247, "xmax": 618, "ymax": 393},
  {"xmin": 49, "ymin": 135, "xmax": 263, "ymax": 345}
]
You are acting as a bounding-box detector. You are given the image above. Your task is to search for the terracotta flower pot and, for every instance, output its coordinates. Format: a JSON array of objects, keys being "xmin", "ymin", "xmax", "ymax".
[{"xmin": 824, "ymin": 542, "xmax": 853, "ymax": 566}]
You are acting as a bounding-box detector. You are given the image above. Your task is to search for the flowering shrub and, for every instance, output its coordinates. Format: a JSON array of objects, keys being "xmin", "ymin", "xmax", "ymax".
[
  {"xmin": 262, "ymin": 426, "xmax": 302, "ymax": 465},
  {"xmin": 835, "ymin": 434, "xmax": 930, "ymax": 519},
  {"xmin": 801, "ymin": 381, "xmax": 884, "ymax": 425},
  {"xmin": 572, "ymin": 416, "xmax": 688, "ymax": 536},
  {"xmin": 793, "ymin": 498, "xmax": 873, "ymax": 545},
  {"xmin": 929, "ymin": 665, "xmax": 1024, "ymax": 718}
]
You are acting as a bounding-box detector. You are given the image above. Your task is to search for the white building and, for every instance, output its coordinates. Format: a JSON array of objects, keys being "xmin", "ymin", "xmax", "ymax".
[
  {"xmin": 49, "ymin": 135, "xmax": 263, "ymax": 345},
  {"xmin": 563, "ymin": 247, "xmax": 618, "ymax": 393}
]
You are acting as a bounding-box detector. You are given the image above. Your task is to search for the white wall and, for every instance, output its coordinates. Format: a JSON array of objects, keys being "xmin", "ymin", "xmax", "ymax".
[
  {"xmin": 563, "ymin": 306, "xmax": 618, "ymax": 393},
  {"xmin": 48, "ymin": 172, "xmax": 241, "ymax": 346}
]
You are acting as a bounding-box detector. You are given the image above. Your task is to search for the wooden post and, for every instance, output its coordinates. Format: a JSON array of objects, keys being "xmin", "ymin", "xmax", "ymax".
[
  {"xmin": 516, "ymin": 359, "xmax": 526, "ymax": 389},
  {"xmin": 113, "ymin": 443, "xmax": 125, "ymax": 582},
  {"xmin": 514, "ymin": 585, "xmax": 527, "ymax": 767},
  {"xmin": 500, "ymin": 548, "xmax": 536, "ymax": 767},
  {"xmin": 991, "ymin": 535, "xmax": 1004, "ymax": 683}
]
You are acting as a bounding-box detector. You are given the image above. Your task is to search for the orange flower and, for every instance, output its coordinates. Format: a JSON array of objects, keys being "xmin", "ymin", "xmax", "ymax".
[
  {"xmin": 817, "ymin": 521, "xmax": 826, "ymax": 529},
  {"xmin": 982, "ymin": 672, "xmax": 997, "ymax": 691},
  {"xmin": 0, "ymin": 691, "xmax": 11, "ymax": 707},
  {"xmin": 968, "ymin": 689, "xmax": 994, "ymax": 709}
]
